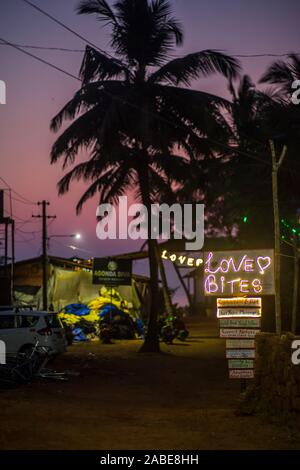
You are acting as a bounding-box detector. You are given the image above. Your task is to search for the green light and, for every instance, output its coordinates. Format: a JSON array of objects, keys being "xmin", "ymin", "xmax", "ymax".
[
  {"xmin": 292, "ymin": 228, "xmax": 297, "ymax": 234},
  {"xmin": 243, "ymin": 216, "xmax": 248, "ymax": 223}
]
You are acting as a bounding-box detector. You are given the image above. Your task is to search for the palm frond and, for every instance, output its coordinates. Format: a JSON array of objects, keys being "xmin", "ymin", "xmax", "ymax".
[
  {"xmin": 74, "ymin": 165, "xmax": 130, "ymax": 214},
  {"xmin": 152, "ymin": 0, "xmax": 183, "ymax": 46},
  {"xmin": 101, "ymin": 164, "xmax": 135, "ymax": 206},
  {"xmin": 106, "ymin": 0, "xmax": 183, "ymax": 66},
  {"xmin": 57, "ymin": 158, "xmax": 106, "ymax": 195},
  {"xmin": 77, "ymin": 0, "xmax": 119, "ymax": 25},
  {"xmin": 149, "ymin": 50, "xmax": 240, "ymax": 85},
  {"xmin": 75, "ymin": 178, "xmax": 106, "ymax": 214},
  {"xmin": 50, "ymin": 82, "xmax": 103, "ymax": 132},
  {"xmin": 51, "ymin": 106, "xmax": 104, "ymax": 166},
  {"xmin": 260, "ymin": 60, "xmax": 293, "ymax": 86},
  {"xmin": 259, "ymin": 53, "xmax": 300, "ymax": 97},
  {"xmin": 79, "ymin": 46, "xmax": 131, "ymax": 83},
  {"xmin": 155, "ymin": 85, "xmax": 232, "ymax": 148}
]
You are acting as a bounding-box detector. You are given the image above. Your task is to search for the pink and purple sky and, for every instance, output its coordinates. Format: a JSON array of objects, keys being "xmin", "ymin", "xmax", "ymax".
[{"xmin": 0, "ymin": 0, "xmax": 299, "ymax": 301}]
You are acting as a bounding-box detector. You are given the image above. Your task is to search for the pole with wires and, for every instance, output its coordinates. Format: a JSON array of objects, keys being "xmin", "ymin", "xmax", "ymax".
[
  {"xmin": 269, "ymin": 140, "xmax": 287, "ymax": 335},
  {"xmin": 32, "ymin": 201, "xmax": 56, "ymax": 311}
]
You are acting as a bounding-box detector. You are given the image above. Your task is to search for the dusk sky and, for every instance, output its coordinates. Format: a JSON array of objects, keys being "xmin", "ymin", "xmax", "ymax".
[{"xmin": 1, "ymin": 0, "xmax": 299, "ymax": 301}]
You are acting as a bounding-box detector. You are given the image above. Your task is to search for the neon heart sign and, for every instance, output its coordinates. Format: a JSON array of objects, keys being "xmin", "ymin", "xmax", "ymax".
[{"xmin": 257, "ymin": 256, "xmax": 271, "ymax": 275}]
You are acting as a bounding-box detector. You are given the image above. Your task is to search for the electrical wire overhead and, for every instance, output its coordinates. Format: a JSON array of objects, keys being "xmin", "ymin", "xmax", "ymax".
[
  {"xmin": 0, "ymin": 176, "xmax": 36, "ymax": 205},
  {"xmin": 20, "ymin": 0, "xmax": 124, "ymax": 66},
  {"xmin": 1, "ymin": 40, "xmax": 299, "ymax": 58},
  {"xmin": 0, "ymin": 37, "xmax": 80, "ymax": 81},
  {"xmin": 1, "ymin": 35, "xmax": 292, "ymax": 172}
]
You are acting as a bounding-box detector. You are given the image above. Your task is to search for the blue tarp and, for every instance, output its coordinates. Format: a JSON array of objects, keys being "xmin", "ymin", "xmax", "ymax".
[
  {"xmin": 65, "ymin": 303, "xmax": 145, "ymax": 341},
  {"xmin": 136, "ymin": 318, "xmax": 144, "ymax": 338},
  {"xmin": 99, "ymin": 304, "xmax": 128, "ymax": 319},
  {"xmin": 72, "ymin": 327, "xmax": 87, "ymax": 342},
  {"xmin": 64, "ymin": 303, "xmax": 90, "ymax": 316}
]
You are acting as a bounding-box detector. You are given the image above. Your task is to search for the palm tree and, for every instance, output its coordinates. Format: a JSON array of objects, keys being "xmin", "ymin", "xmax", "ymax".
[
  {"xmin": 50, "ymin": 0, "xmax": 240, "ymax": 352},
  {"xmin": 225, "ymin": 75, "xmax": 287, "ymax": 246},
  {"xmin": 260, "ymin": 53, "xmax": 300, "ymax": 98}
]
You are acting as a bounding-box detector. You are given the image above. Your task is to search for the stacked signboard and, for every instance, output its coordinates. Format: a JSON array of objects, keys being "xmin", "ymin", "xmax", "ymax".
[{"xmin": 217, "ymin": 297, "xmax": 262, "ymax": 379}]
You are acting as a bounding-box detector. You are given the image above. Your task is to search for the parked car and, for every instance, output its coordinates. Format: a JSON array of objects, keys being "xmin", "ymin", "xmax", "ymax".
[{"xmin": 0, "ymin": 307, "xmax": 67, "ymax": 356}]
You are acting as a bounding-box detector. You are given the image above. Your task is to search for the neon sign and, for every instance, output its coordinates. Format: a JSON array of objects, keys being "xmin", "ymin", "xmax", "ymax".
[
  {"xmin": 217, "ymin": 297, "xmax": 261, "ymax": 308},
  {"xmin": 161, "ymin": 250, "xmax": 203, "ymax": 268},
  {"xmin": 217, "ymin": 297, "xmax": 262, "ymax": 318},
  {"xmin": 204, "ymin": 250, "xmax": 274, "ymax": 296}
]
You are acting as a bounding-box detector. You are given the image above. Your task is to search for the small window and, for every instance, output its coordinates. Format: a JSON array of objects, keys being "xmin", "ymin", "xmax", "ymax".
[
  {"xmin": 17, "ymin": 315, "xmax": 39, "ymax": 328},
  {"xmin": 0, "ymin": 315, "xmax": 15, "ymax": 329},
  {"xmin": 46, "ymin": 315, "xmax": 62, "ymax": 329}
]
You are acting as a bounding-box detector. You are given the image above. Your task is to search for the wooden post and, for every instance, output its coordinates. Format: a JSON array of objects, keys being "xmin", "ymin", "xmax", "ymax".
[
  {"xmin": 269, "ymin": 140, "xmax": 287, "ymax": 335},
  {"xmin": 292, "ymin": 236, "xmax": 299, "ymax": 334},
  {"xmin": 173, "ymin": 263, "xmax": 193, "ymax": 310},
  {"xmin": 155, "ymin": 246, "xmax": 174, "ymax": 318}
]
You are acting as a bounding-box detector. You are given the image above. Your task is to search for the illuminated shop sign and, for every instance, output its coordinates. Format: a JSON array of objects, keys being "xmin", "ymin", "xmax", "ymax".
[
  {"xmin": 217, "ymin": 298, "xmax": 261, "ymax": 308},
  {"xmin": 161, "ymin": 250, "xmax": 203, "ymax": 268},
  {"xmin": 217, "ymin": 307, "xmax": 261, "ymax": 318},
  {"xmin": 204, "ymin": 250, "xmax": 274, "ymax": 296},
  {"xmin": 217, "ymin": 297, "xmax": 262, "ymax": 318}
]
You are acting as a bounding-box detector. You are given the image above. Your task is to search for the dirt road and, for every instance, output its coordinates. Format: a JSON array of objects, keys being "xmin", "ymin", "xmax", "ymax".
[{"xmin": 0, "ymin": 318, "xmax": 299, "ymax": 450}]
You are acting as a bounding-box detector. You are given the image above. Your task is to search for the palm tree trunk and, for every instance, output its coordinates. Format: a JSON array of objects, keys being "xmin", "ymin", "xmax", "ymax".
[
  {"xmin": 156, "ymin": 246, "xmax": 174, "ymax": 318},
  {"xmin": 138, "ymin": 164, "xmax": 160, "ymax": 353}
]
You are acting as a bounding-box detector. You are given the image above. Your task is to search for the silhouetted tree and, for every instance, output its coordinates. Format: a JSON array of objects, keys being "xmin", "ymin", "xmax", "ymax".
[{"xmin": 50, "ymin": 0, "xmax": 240, "ymax": 351}]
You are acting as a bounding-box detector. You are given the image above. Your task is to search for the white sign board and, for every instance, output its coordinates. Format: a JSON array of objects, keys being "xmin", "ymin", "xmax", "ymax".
[
  {"xmin": 226, "ymin": 339, "xmax": 255, "ymax": 349},
  {"xmin": 228, "ymin": 359, "xmax": 254, "ymax": 369},
  {"xmin": 229, "ymin": 369, "xmax": 254, "ymax": 379},
  {"xmin": 218, "ymin": 308, "xmax": 261, "ymax": 318},
  {"xmin": 226, "ymin": 349, "xmax": 255, "ymax": 359},
  {"xmin": 220, "ymin": 328, "xmax": 259, "ymax": 338},
  {"xmin": 217, "ymin": 298, "xmax": 262, "ymax": 308},
  {"xmin": 220, "ymin": 318, "xmax": 261, "ymax": 328}
]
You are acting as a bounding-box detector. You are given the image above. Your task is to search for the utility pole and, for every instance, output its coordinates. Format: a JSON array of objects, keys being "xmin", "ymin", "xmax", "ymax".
[
  {"xmin": 292, "ymin": 235, "xmax": 299, "ymax": 334},
  {"xmin": 11, "ymin": 219, "xmax": 15, "ymax": 304},
  {"xmin": 0, "ymin": 189, "xmax": 15, "ymax": 306},
  {"xmin": 269, "ymin": 140, "xmax": 287, "ymax": 335},
  {"xmin": 32, "ymin": 201, "xmax": 56, "ymax": 311}
]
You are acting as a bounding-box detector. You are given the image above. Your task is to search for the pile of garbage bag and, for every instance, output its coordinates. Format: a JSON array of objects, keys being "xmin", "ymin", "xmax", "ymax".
[{"xmin": 58, "ymin": 288, "xmax": 144, "ymax": 342}]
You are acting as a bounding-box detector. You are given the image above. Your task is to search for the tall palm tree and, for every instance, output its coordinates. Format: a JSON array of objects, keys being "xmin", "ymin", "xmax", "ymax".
[
  {"xmin": 225, "ymin": 74, "xmax": 300, "ymax": 249},
  {"xmin": 50, "ymin": 0, "xmax": 240, "ymax": 352},
  {"xmin": 226, "ymin": 76, "xmax": 277, "ymax": 245}
]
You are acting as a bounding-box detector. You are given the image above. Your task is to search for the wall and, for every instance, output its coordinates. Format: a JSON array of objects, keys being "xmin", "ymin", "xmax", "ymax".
[{"xmin": 240, "ymin": 333, "xmax": 300, "ymax": 415}]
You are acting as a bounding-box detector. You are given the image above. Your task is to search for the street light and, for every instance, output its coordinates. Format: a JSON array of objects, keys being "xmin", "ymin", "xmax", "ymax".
[{"xmin": 49, "ymin": 233, "xmax": 81, "ymax": 240}]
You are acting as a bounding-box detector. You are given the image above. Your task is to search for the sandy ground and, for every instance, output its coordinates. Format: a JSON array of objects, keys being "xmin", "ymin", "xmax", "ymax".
[{"xmin": 0, "ymin": 317, "xmax": 299, "ymax": 450}]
